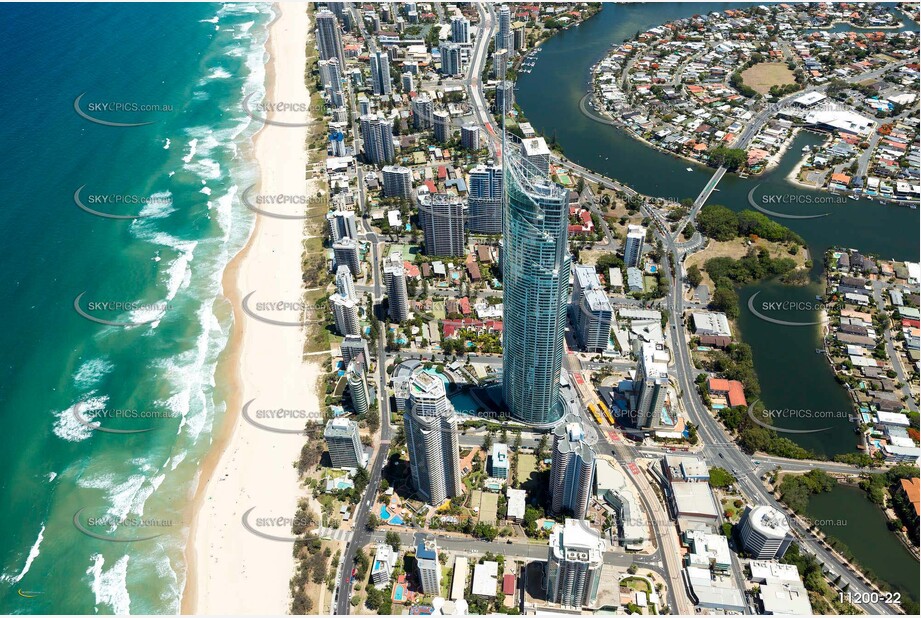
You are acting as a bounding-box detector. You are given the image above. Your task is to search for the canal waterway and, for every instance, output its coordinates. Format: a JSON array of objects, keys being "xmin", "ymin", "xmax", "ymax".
[
  {"xmin": 807, "ymin": 483, "xmax": 919, "ymax": 606},
  {"xmin": 516, "ymin": 2, "xmax": 920, "ymax": 457}
]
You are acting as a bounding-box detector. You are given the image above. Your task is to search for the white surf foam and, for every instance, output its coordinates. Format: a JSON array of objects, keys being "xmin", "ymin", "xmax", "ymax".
[
  {"xmin": 0, "ymin": 523, "xmax": 45, "ymax": 584},
  {"xmin": 73, "ymin": 357, "xmax": 114, "ymax": 390},
  {"xmin": 53, "ymin": 395, "xmax": 107, "ymax": 442},
  {"xmin": 86, "ymin": 554, "xmax": 131, "ymax": 615}
]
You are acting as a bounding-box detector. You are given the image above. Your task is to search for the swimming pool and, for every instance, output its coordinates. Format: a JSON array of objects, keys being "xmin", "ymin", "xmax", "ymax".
[
  {"xmin": 380, "ymin": 505, "xmax": 391, "ymax": 520},
  {"xmin": 390, "ymin": 515, "xmax": 404, "ymax": 525},
  {"xmin": 393, "ymin": 584, "xmax": 406, "ymax": 602}
]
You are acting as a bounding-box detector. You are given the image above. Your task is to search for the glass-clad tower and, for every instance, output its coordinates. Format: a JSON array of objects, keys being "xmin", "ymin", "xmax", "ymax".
[{"xmin": 501, "ymin": 148, "xmax": 570, "ymax": 426}]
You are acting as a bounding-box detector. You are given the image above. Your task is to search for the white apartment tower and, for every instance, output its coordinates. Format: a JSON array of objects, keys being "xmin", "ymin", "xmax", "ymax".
[
  {"xmin": 546, "ymin": 519, "xmax": 606, "ymax": 608},
  {"xmin": 403, "ymin": 372, "xmax": 462, "ymax": 506},
  {"xmin": 624, "ymin": 224, "xmax": 646, "ymax": 268},
  {"xmin": 550, "ymin": 415, "xmax": 596, "ymax": 519},
  {"xmin": 383, "ymin": 252, "xmax": 409, "ymax": 322}
]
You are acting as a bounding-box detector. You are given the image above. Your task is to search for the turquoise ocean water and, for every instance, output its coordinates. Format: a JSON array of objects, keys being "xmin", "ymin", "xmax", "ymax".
[{"xmin": 0, "ymin": 3, "xmax": 271, "ymax": 613}]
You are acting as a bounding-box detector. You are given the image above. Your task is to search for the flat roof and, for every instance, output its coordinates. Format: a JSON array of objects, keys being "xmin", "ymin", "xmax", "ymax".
[
  {"xmin": 671, "ymin": 482, "xmax": 719, "ymax": 519},
  {"xmin": 471, "ymin": 561, "xmax": 498, "ymax": 597}
]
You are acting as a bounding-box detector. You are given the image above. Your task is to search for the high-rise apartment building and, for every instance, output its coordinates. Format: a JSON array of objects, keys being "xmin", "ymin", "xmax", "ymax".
[
  {"xmin": 624, "ymin": 224, "xmax": 646, "ymax": 268},
  {"xmin": 324, "ymin": 418, "xmax": 365, "ymax": 469},
  {"xmin": 359, "ymin": 114, "xmax": 395, "ymax": 164},
  {"xmin": 332, "ymin": 237, "xmax": 360, "ymax": 276},
  {"xmin": 467, "ymin": 163, "xmax": 503, "ymax": 234},
  {"xmin": 420, "ymin": 193, "xmax": 465, "ymax": 257},
  {"xmin": 461, "ymin": 124, "xmax": 480, "ymax": 151},
  {"xmin": 433, "ymin": 109, "xmax": 451, "ymax": 143},
  {"xmin": 545, "ymin": 519, "xmax": 606, "ymax": 608},
  {"xmin": 403, "ymin": 372, "xmax": 462, "ymax": 506},
  {"xmin": 520, "ymin": 137, "xmax": 551, "ymax": 177},
  {"xmin": 495, "ymin": 80, "xmax": 514, "ymax": 114},
  {"xmin": 634, "ymin": 342, "xmax": 669, "ymax": 429},
  {"xmin": 549, "ymin": 414, "xmax": 596, "ymax": 518},
  {"xmin": 335, "ymin": 264, "xmax": 356, "ymax": 300},
  {"xmin": 340, "ymin": 334, "xmax": 370, "ymax": 373},
  {"xmin": 347, "ymin": 359, "xmax": 370, "ymax": 416},
  {"xmin": 330, "ymin": 293, "xmax": 360, "ymax": 336},
  {"xmin": 416, "ymin": 536, "xmax": 442, "ymax": 594},
  {"xmin": 327, "ymin": 210, "xmax": 358, "ymax": 242},
  {"xmin": 383, "ymin": 252, "xmax": 409, "ymax": 322},
  {"xmin": 451, "ymin": 15, "xmax": 470, "ymax": 44},
  {"xmin": 571, "ymin": 265, "xmax": 613, "ymax": 352},
  {"xmin": 493, "ymin": 48, "xmax": 509, "ymax": 80},
  {"xmin": 369, "ymin": 49, "xmax": 392, "ymax": 95},
  {"xmin": 412, "ymin": 94, "xmax": 434, "ymax": 130},
  {"xmin": 439, "ymin": 42, "xmax": 462, "ymax": 76},
  {"xmin": 495, "ymin": 5, "xmax": 513, "ymax": 54},
  {"xmin": 382, "ymin": 165, "xmax": 413, "ymax": 199},
  {"xmin": 316, "ymin": 10, "xmax": 345, "ymax": 67},
  {"xmin": 502, "ymin": 147, "xmax": 569, "ymax": 426},
  {"xmin": 319, "ymin": 58, "xmax": 342, "ymax": 89}
]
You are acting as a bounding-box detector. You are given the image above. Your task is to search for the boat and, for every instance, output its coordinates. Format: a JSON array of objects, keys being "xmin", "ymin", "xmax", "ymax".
[
  {"xmin": 815, "ymin": 348, "xmax": 824, "ymax": 354},
  {"xmin": 686, "ymin": 167, "xmax": 693, "ymax": 172},
  {"xmin": 802, "ymin": 145, "xmax": 811, "ymax": 152},
  {"xmin": 815, "ymin": 295, "xmax": 822, "ymax": 301},
  {"xmin": 849, "ymin": 194, "xmax": 858, "ymax": 200}
]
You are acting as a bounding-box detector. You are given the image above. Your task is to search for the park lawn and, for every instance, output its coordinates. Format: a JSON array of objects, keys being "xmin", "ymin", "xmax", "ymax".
[{"xmin": 740, "ymin": 62, "xmax": 796, "ymax": 95}]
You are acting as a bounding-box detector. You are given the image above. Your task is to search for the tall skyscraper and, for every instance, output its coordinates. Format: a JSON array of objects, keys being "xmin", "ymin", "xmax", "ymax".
[
  {"xmin": 329, "ymin": 130, "xmax": 347, "ymax": 157},
  {"xmin": 416, "ymin": 536, "xmax": 442, "ymax": 594},
  {"xmin": 319, "ymin": 58, "xmax": 342, "ymax": 89},
  {"xmin": 330, "ymin": 293, "xmax": 360, "ymax": 336},
  {"xmin": 404, "ymin": 372, "xmax": 462, "ymax": 506},
  {"xmin": 324, "ymin": 418, "xmax": 365, "ymax": 469},
  {"xmin": 461, "ymin": 124, "xmax": 480, "ymax": 151},
  {"xmin": 316, "ymin": 10, "xmax": 345, "ymax": 67},
  {"xmin": 439, "ymin": 42, "xmax": 461, "ymax": 76},
  {"xmin": 502, "ymin": 146, "xmax": 570, "ymax": 426},
  {"xmin": 495, "ymin": 5, "xmax": 512, "ymax": 54},
  {"xmin": 359, "ymin": 114, "xmax": 395, "ymax": 164},
  {"xmin": 634, "ymin": 343, "xmax": 669, "ymax": 429},
  {"xmin": 347, "ymin": 359, "xmax": 370, "ymax": 416},
  {"xmin": 545, "ymin": 519, "xmax": 606, "ymax": 608},
  {"xmin": 332, "ymin": 237, "xmax": 360, "ymax": 276},
  {"xmin": 335, "ymin": 264, "xmax": 356, "ymax": 300},
  {"xmin": 382, "ymin": 165, "xmax": 413, "ymax": 199},
  {"xmin": 520, "ymin": 137, "xmax": 551, "ymax": 177},
  {"xmin": 451, "ymin": 15, "xmax": 470, "ymax": 44},
  {"xmin": 433, "ymin": 110, "xmax": 451, "ymax": 143},
  {"xmin": 328, "ymin": 210, "xmax": 358, "ymax": 242},
  {"xmin": 624, "ymin": 224, "xmax": 646, "ymax": 268},
  {"xmin": 571, "ymin": 265, "xmax": 613, "ymax": 352},
  {"xmin": 383, "ymin": 252, "xmax": 409, "ymax": 322},
  {"xmin": 495, "ymin": 80, "xmax": 514, "ymax": 114},
  {"xmin": 549, "ymin": 414, "xmax": 596, "ymax": 518},
  {"xmin": 467, "ymin": 163, "xmax": 503, "ymax": 234},
  {"xmin": 369, "ymin": 49, "xmax": 392, "ymax": 95},
  {"xmin": 493, "ymin": 48, "xmax": 509, "ymax": 80},
  {"xmin": 412, "ymin": 94, "xmax": 434, "ymax": 130},
  {"xmin": 401, "ymin": 71, "xmax": 415, "ymax": 93},
  {"xmin": 739, "ymin": 506, "xmax": 793, "ymax": 560},
  {"xmin": 420, "ymin": 193, "xmax": 465, "ymax": 257},
  {"xmin": 340, "ymin": 334, "xmax": 370, "ymax": 373}
]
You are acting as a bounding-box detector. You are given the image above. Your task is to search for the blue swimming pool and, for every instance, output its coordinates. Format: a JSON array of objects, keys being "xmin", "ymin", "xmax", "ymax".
[
  {"xmin": 380, "ymin": 505, "xmax": 391, "ymax": 520},
  {"xmin": 390, "ymin": 515, "xmax": 404, "ymax": 525}
]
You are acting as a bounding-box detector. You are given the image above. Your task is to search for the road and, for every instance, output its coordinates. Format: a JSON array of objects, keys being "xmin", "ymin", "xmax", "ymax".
[
  {"xmin": 333, "ymin": 8, "xmax": 393, "ymax": 616},
  {"xmin": 871, "ymin": 280, "xmax": 918, "ymax": 413}
]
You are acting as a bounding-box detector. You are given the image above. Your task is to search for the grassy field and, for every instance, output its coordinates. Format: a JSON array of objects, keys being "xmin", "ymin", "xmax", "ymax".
[
  {"xmin": 740, "ymin": 62, "xmax": 796, "ymax": 94},
  {"xmin": 684, "ymin": 237, "xmax": 807, "ymax": 289}
]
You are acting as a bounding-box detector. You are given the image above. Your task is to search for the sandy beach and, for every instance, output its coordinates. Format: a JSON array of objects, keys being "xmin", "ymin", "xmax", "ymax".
[{"xmin": 182, "ymin": 4, "xmax": 324, "ymax": 614}]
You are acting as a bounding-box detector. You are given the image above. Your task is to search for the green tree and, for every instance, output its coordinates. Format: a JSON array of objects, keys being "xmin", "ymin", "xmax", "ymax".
[
  {"xmin": 697, "ymin": 205, "xmax": 739, "ymax": 241},
  {"xmin": 686, "ymin": 264, "xmax": 703, "ymax": 288}
]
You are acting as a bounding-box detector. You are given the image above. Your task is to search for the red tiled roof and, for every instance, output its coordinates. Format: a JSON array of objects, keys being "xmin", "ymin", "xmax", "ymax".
[
  {"xmin": 727, "ymin": 381, "xmax": 747, "ymax": 408},
  {"xmin": 502, "ymin": 574, "xmax": 516, "ymax": 595},
  {"xmin": 708, "ymin": 377, "xmax": 730, "ymax": 393},
  {"xmin": 900, "ymin": 478, "xmax": 920, "ymax": 516}
]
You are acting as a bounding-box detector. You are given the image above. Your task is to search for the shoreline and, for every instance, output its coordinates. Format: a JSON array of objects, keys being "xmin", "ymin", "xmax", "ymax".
[{"xmin": 181, "ymin": 3, "xmax": 321, "ymax": 614}]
